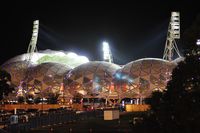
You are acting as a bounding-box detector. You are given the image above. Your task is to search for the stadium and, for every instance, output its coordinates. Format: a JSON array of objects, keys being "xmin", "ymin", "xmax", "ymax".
[{"xmin": 1, "ymin": 12, "xmax": 182, "ymax": 110}]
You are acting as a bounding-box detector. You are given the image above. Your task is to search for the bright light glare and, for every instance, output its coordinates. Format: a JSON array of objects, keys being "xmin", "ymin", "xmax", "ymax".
[
  {"xmin": 115, "ymin": 73, "xmax": 121, "ymax": 79},
  {"xmin": 80, "ymin": 56, "xmax": 89, "ymax": 62},
  {"xmin": 103, "ymin": 41, "xmax": 110, "ymax": 60},
  {"xmin": 29, "ymin": 50, "xmax": 89, "ymax": 68},
  {"xmin": 29, "ymin": 53, "xmax": 45, "ymax": 64},
  {"xmin": 67, "ymin": 52, "xmax": 78, "ymax": 58},
  {"xmin": 103, "ymin": 41, "xmax": 109, "ymax": 52},
  {"xmin": 54, "ymin": 52, "xmax": 66, "ymax": 56}
]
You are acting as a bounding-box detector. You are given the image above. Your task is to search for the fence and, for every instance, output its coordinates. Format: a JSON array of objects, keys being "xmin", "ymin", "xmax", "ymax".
[{"xmin": 6, "ymin": 110, "xmax": 103, "ymax": 132}]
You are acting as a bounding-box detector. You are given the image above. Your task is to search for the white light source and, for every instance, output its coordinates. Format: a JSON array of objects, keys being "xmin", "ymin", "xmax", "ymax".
[
  {"xmin": 67, "ymin": 52, "xmax": 78, "ymax": 58},
  {"xmin": 130, "ymin": 99, "xmax": 133, "ymax": 104},
  {"xmin": 103, "ymin": 41, "xmax": 109, "ymax": 60},
  {"xmin": 102, "ymin": 41, "xmax": 113, "ymax": 63},
  {"xmin": 122, "ymin": 100, "xmax": 125, "ymax": 107},
  {"xmin": 103, "ymin": 41, "xmax": 109, "ymax": 52},
  {"xmin": 54, "ymin": 51, "xmax": 66, "ymax": 56},
  {"xmin": 80, "ymin": 56, "xmax": 89, "ymax": 62}
]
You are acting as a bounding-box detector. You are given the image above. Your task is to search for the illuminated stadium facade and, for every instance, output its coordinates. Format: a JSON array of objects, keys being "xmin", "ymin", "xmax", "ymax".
[
  {"xmin": 114, "ymin": 58, "xmax": 176, "ymax": 99},
  {"xmin": 2, "ymin": 50, "xmax": 89, "ymax": 86},
  {"xmin": 1, "ymin": 12, "xmax": 182, "ymax": 106},
  {"xmin": 64, "ymin": 61, "xmax": 121, "ymax": 99}
]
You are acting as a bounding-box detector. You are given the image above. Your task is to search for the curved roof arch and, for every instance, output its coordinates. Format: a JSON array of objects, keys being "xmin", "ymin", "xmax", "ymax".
[
  {"xmin": 114, "ymin": 58, "xmax": 176, "ymax": 98},
  {"xmin": 64, "ymin": 61, "xmax": 121, "ymax": 98}
]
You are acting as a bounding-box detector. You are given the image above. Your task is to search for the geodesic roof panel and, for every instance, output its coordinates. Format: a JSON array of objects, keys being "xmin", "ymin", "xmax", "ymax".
[
  {"xmin": 1, "ymin": 50, "xmax": 89, "ymax": 97},
  {"xmin": 64, "ymin": 61, "xmax": 121, "ymax": 98},
  {"xmin": 26, "ymin": 62, "xmax": 72, "ymax": 97},
  {"xmin": 114, "ymin": 58, "xmax": 176, "ymax": 98},
  {"xmin": 1, "ymin": 61, "xmax": 34, "ymax": 86}
]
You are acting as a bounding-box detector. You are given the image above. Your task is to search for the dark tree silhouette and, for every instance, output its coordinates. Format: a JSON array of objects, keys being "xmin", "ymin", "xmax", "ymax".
[
  {"xmin": 146, "ymin": 42, "xmax": 200, "ymax": 133},
  {"xmin": 182, "ymin": 13, "xmax": 200, "ymax": 55},
  {"xmin": 0, "ymin": 69, "xmax": 14, "ymax": 100}
]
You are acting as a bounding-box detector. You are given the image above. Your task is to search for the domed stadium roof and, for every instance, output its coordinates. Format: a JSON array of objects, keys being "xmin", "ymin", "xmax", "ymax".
[
  {"xmin": 172, "ymin": 57, "xmax": 185, "ymax": 65},
  {"xmin": 2, "ymin": 53, "xmax": 45, "ymax": 66},
  {"xmin": 25, "ymin": 62, "xmax": 72, "ymax": 98},
  {"xmin": 1, "ymin": 49, "xmax": 89, "ymax": 88},
  {"xmin": 64, "ymin": 61, "xmax": 121, "ymax": 98},
  {"xmin": 114, "ymin": 58, "xmax": 176, "ymax": 98},
  {"xmin": 2, "ymin": 49, "xmax": 89, "ymax": 68},
  {"xmin": 1, "ymin": 61, "xmax": 34, "ymax": 86}
]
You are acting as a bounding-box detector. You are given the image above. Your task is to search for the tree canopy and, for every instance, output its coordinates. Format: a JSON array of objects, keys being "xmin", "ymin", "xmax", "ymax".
[
  {"xmin": 0, "ymin": 69, "xmax": 14, "ymax": 100},
  {"xmin": 182, "ymin": 13, "xmax": 200, "ymax": 55},
  {"xmin": 147, "ymin": 39, "xmax": 200, "ymax": 133}
]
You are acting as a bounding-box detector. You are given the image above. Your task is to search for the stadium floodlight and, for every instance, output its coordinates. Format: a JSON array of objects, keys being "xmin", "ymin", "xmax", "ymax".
[
  {"xmin": 102, "ymin": 41, "xmax": 113, "ymax": 63},
  {"xmin": 103, "ymin": 41, "xmax": 109, "ymax": 52},
  {"xmin": 163, "ymin": 12, "xmax": 181, "ymax": 61},
  {"xmin": 27, "ymin": 20, "xmax": 39, "ymax": 57},
  {"xmin": 103, "ymin": 41, "xmax": 110, "ymax": 61}
]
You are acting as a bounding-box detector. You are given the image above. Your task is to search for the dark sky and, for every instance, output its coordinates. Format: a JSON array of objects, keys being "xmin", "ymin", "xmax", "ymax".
[{"xmin": 2, "ymin": 1, "xmax": 199, "ymax": 65}]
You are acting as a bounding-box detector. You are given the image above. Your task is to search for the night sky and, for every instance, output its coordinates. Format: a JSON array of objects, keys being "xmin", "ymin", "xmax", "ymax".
[{"xmin": 2, "ymin": 1, "xmax": 199, "ymax": 65}]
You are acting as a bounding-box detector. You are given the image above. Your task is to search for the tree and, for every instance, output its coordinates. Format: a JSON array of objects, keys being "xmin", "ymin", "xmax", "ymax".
[
  {"xmin": 0, "ymin": 69, "xmax": 14, "ymax": 101},
  {"xmin": 182, "ymin": 13, "xmax": 200, "ymax": 55},
  {"xmin": 147, "ymin": 43, "xmax": 200, "ymax": 133}
]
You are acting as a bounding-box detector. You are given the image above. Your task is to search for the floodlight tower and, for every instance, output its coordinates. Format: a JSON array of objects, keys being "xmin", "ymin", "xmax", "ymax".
[
  {"xmin": 17, "ymin": 20, "xmax": 39, "ymax": 100},
  {"xmin": 102, "ymin": 41, "xmax": 113, "ymax": 63},
  {"xmin": 27, "ymin": 20, "xmax": 39, "ymax": 61},
  {"xmin": 163, "ymin": 12, "xmax": 181, "ymax": 61}
]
